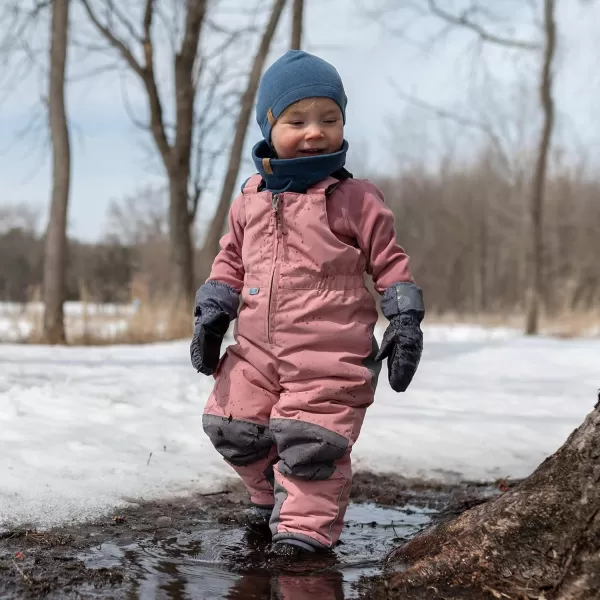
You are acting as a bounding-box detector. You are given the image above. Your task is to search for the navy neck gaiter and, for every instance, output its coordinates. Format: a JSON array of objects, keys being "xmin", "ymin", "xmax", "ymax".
[{"xmin": 252, "ymin": 139, "xmax": 349, "ymax": 193}]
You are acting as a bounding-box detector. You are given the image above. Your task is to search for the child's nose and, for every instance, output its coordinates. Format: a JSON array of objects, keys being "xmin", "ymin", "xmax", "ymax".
[{"xmin": 305, "ymin": 124, "xmax": 324, "ymax": 139}]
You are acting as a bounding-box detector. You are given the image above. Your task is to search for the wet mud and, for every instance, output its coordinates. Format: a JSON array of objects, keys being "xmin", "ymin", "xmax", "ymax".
[{"xmin": 0, "ymin": 472, "xmax": 502, "ymax": 599}]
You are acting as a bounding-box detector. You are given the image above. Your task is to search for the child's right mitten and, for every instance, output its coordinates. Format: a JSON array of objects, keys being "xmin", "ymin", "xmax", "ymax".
[
  {"xmin": 190, "ymin": 281, "xmax": 239, "ymax": 376},
  {"xmin": 374, "ymin": 282, "xmax": 425, "ymax": 392}
]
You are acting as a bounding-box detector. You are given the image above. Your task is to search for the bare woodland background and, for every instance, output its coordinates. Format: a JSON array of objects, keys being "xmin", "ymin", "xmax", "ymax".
[{"xmin": 1, "ymin": 0, "xmax": 599, "ymax": 343}]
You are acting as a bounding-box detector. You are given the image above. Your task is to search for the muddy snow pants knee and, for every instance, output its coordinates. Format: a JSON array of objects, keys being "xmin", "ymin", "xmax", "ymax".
[
  {"xmin": 269, "ymin": 422, "xmax": 353, "ymax": 549},
  {"xmin": 202, "ymin": 348, "xmax": 279, "ymax": 508},
  {"xmin": 202, "ymin": 306, "xmax": 381, "ymax": 549}
]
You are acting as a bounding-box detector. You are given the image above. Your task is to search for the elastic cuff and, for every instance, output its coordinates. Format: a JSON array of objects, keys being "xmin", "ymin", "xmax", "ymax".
[
  {"xmin": 272, "ymin": 531, "xmax": 328, "ymax": 550},
  {"xmin": 195, "ymin": 280, "xmax": 240, "ymax": 320},
  {"xmin": 381, "ymin": 282, "xmax": 425, "ymax": 320},
  {"xmin": 275, "ymin": 538, "xmax": 316, "ymax": 552}
]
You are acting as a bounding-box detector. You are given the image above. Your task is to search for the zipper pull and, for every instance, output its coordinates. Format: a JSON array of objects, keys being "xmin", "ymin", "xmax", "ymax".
[{"xmin": 268, "ymin": 193, "xmax": 279, "ymax": 234}]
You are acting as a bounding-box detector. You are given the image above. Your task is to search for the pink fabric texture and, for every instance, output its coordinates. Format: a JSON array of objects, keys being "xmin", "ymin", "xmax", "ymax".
[{"xmin": 203, "ymin": 175, "xmax": 412, "ymax": 548}]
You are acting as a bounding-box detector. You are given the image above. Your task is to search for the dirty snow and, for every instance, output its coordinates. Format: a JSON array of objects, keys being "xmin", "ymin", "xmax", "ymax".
[{"xmin": 1, "ymin": 324, "xmax": 598, "ymax": 529}]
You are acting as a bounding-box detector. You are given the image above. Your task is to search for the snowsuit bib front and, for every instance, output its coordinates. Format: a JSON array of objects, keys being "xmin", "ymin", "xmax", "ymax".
[{"xmin": 203, "ymin": 174, "xmax": 412, "ymax": 549}]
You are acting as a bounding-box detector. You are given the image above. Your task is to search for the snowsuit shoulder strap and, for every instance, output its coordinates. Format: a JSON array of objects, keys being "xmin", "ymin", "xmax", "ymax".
[
  {"xmin": 307, "ymin": 176, "xmax": 341, "ymax": 196},
  {"xmin": 241, "ymin": 174, "xmax": 263, "ymax": 195}
]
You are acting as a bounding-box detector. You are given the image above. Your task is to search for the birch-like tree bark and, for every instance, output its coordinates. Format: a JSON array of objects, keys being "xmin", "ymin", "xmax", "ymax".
[{"xmin": 43, "ymin": 0, "xmax": 71, "ymax": 344}]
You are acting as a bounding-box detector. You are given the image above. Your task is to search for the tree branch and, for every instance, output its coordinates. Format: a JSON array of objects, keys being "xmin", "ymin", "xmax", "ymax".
[
  {"xmin": 80, "ymin": 0, "xmax": 171, "ymax": 164},
  {"xmin": 119, "ymin": 72, "xmax": 152, "ymax": 133},
  {"xmin": 389, "ymin": 80, "xmax": 511, "ymax": 173},
  {"xmin": 172, "ymin": 0, "xmax": 207, "ymax": 178},
  {"xmin": 105, "ymin": 1, "xmax": 142, "ymax": 44},
  {"xmin": 179, "ymin": 0, "xmax": 206, "ymax": 65},
  {"xmin": 427, "ymin": 0, "xmax": 540, "ymax": 51},
  {"xmin": 79, "ymin": 0, "xmax": 144, "ymax": 76}
]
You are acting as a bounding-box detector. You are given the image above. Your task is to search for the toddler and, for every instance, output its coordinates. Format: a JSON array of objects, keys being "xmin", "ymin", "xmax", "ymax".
[{"xmin": 190, "ymin": 50, "xmax": 424, "ymax": 557}]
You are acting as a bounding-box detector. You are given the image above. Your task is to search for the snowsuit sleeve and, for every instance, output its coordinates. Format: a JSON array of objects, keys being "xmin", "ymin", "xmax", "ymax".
[
  {"xmin": 346, "ymin": 180, "xmax": 413, "ymax": 294},
  {"xmin": 207, "ymin": 193, "xmax": 246, "ymax": 292}
]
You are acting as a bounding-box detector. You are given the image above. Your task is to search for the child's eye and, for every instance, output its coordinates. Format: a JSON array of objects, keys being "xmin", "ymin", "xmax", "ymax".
[
  {"xmin": 288, "ymin": 120, "xmax": 304, "ymax": 126},
  {"xmin": 323, "ymin": 119, "xmax": 338, "ymax": 124}
]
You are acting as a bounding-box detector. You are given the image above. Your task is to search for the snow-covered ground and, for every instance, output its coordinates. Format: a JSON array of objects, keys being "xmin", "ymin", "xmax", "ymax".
[{"xmin": 1, "ymin": 324, "xmax": 598, "ymax": 530}]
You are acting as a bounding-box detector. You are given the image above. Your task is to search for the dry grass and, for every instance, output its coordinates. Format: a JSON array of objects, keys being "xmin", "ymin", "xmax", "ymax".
[
  {"xmin": 66, "ymin": 296, "xmax": 192, "ymax": 345},
  {"xmin": 1, "ymin": 296, "xmax": 192, "ymax": 346},
  {"xmin": 426, "ymin": 309, "xmax": 600, "ymax": 338},
  {"xmin": 2, "ymin": 297, "xmax": 599, "ymax": 346}
]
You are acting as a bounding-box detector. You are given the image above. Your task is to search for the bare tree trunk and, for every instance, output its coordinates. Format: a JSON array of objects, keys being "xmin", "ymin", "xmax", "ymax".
[
  {"xmin": 362, "ymin": 393, "xmax": 600, "ymax": 599},
  {"xmin": 42, "ymin": 0, "xmax": 71, "ymax": 344},
  {"xmin": 168, "ymin": 174, "xmax": 194, "ymax": 305},
  {"xmin": 167, "ymin": 3, "xmax": 205, "ymax": 308},
  {"xmin": 291, "ymin": 0, "xmax": 304, "ymax": 50},
  {"xmin": 80, "ymin": 0, "xmax": 207, "ymax": 309},
  {"xmin": 197, "ymin": 0, "xmax": 286, "ymax": 282},
  {"xmin": 525, "ymin": 0, "xmax": 557, "ymax": 335}
]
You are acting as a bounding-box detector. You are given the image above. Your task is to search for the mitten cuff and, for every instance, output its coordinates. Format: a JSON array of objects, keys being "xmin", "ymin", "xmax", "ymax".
[
  {"xmin": 194, "ymin": 280, "xmax": 240, "ymax": 320},
  {"xmin": 381, "ymin": 282, "xmax": 425, "ymax": 321}
]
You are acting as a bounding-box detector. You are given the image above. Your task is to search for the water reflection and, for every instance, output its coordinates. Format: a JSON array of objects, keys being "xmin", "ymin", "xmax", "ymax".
[
  {"xmin": 226, "ymin": 570, "xmax": 344, "ymax": 600},
  {"xmin": 78, "ymin": 502, "xmax": 432, "ymax": 599}
]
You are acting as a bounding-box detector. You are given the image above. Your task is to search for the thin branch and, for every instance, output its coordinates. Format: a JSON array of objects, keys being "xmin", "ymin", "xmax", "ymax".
[
  {"xmin": 106, "ymin": 1, "xmax": 143, "ymax": 44},
  {"xmin": 79, "ymin": 0, "xmax": 144, "ymax": 76},
  {"xmin": 80, "ymin": 0, "xmax": 171, "ymax": 163},
  {"xmin": 153, "ymin": 3, "xmax": 177, "ymax": 55},
  {"xmin": 204, "ymin": 18, "xmax": 258, "ymax": 37},
  {"xmin": 427, "ymin": 0, "xmax": 540, "ymax": 51},
  {"xmin": 12, "ymin": 559, "xmax": 33, "ymax": 584},
  {"xmin": 0, "ymin": 106, "xmax": 45, "ymax": 155},
  {"xmin": 143, "ymin": 0, "xmax": 153, "ymax": 45},
  {"xmin": 389, "ymin": 80, "xmax": 510, "ymax": 172},
  {"xmin": 119, "ymin": 71, "xmax": 151, "ymax": 132},
  {"xmin": 205, "ymin": 25, "xmax": 249, "ymax": 63},
  {"xmin": 67, "ymin": 61, "xmax": 122, "ymax": 82}
]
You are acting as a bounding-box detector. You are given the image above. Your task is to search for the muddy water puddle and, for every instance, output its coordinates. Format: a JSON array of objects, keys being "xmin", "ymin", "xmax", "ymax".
[
  {"xmin": 77, "ymin": 503, "xmax": 433, "ymax": 599},
  {"xmin": 2, "ymin": 475, "xmax": 494, "ymax": 599}
]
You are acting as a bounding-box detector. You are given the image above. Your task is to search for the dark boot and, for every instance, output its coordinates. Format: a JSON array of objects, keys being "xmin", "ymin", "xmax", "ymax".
[
  {"xmin": 244, "ymin": 506, "xmax": 273, "ymax": 532},
  {"xmin": 269, "ymin": 539, "xmax": 316, "ymax": 558}
]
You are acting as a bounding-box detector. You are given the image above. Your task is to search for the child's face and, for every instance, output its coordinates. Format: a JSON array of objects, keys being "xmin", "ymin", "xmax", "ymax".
[{"xmin": 270, "ymin": 97, "xmax": 344, "ymax": 160}]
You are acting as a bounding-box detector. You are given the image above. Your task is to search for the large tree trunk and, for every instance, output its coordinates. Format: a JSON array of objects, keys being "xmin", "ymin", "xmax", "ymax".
[
  {"xmin": 167, "ymin": 172, "xmax": 194, "ymax": 307},
  {"xmin": 42, "ymin": 0, "xmax": 71, "ymax": 344},
  {"xmin": 371, "ymin": 394, "xmax": 600, "ymax": 599},
  {"xmin": 80, "ymin": 0, "xmax": 207, "ymax": 309},
  {"xmin": 525, "ymin": 0, "xmax": 556, "ymax": 335},
  {"xmin": 197, "ymin": 0, "xmax": 286, "ymax": 283},
  {"xmin": 166, "ymin": 4, "xmax": 205, "ymax": 308},
  {"xmin": 291, "ymin": 0, "xmax": 304, "ymax": 50}
]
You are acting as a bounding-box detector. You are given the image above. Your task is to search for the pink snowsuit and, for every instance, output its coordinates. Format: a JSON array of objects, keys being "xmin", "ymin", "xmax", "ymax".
[{"xmin": 203, "ymin": 173, "xmax": 413, "ymax": 550}]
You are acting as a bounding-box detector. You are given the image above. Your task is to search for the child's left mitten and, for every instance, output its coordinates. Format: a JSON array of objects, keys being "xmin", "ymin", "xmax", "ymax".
[
  {"xmin": 375, "ymin": 282, "xmax": 424, "ymax": 392},
  {"xmin": 190, "ymin": 281, "xmax": 239, "ymax": 376}
]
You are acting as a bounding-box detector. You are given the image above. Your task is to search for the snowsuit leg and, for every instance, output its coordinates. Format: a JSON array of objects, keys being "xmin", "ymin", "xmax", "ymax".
[
  {"xmin": 202, "ymin": 337, "xmax": 279, "ymax": 507},
  {"xmin": 271, "ymin": 449, "xmax": 352, "ymax": 549},
  {"xmin": 267, "ymin": 286, "xmax": 381, "ymax": 549}
]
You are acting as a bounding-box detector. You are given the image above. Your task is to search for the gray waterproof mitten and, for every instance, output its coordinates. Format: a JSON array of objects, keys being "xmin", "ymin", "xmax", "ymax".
[
  {"xmin": 190, "ymin": 281, "xmax": 239, "ymax": 376},
  {"xmin": 375, "ymin": 282, "xmax": 424, "ymax": 392}
]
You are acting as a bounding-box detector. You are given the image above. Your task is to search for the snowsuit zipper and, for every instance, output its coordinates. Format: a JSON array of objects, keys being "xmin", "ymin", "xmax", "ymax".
[{"xmin": 267, "ymin": 193, "xmax": 280, "ymax": 344}]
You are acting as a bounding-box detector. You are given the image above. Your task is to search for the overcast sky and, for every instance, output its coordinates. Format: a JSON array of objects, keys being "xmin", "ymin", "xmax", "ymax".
[{"xmin": 2, "ymin": 0, "xmax": 599, "ymax": 241}]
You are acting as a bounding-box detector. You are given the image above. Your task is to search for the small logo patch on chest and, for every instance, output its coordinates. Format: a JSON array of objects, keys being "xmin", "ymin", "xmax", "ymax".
[{"xmin": 249, "ymin": 287, "xmax": 260, "ymax": 295}]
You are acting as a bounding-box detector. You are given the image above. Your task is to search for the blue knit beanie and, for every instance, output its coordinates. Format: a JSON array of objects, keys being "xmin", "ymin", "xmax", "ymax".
[{"xmin": 256, "ymin": 50, "xmax": 347, "ymax": 145}]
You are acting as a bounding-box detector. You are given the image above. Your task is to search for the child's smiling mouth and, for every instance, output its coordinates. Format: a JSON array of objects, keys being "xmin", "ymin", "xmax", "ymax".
[{"xmin": 298, "ymin": 148, "xmax": 326, "ymax": 155}]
